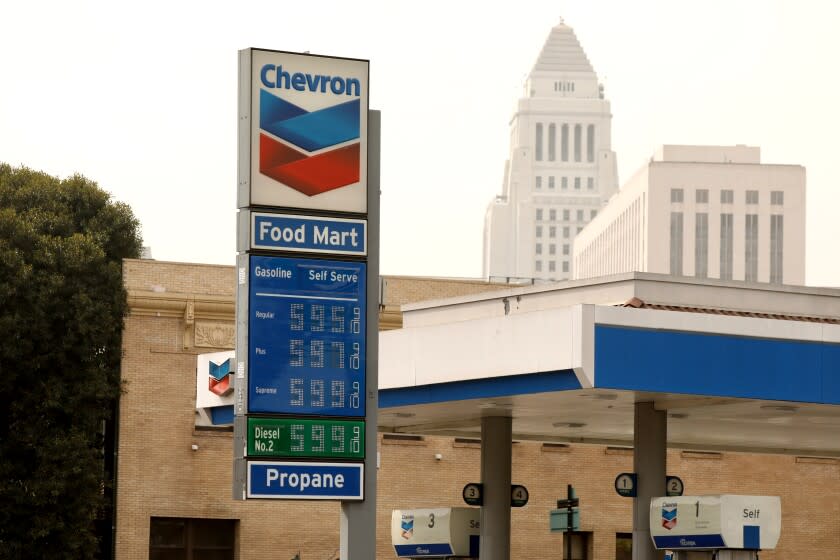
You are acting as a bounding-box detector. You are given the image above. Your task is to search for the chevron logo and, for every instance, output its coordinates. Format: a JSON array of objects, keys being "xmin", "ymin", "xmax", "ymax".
[
  {"xmin": 208, "ymin": 357, "xmax": 235, "ymax": 397},
  {"xmin": 400, "ymin": 516, "xmax": 414, "ymax": 539},
  {"xmin": 662, "ymin": 506, "xmax": 677, "ymax": 530},
  {"xmin": 259, "ymin": 89, "xmax": 360, "ymax": 196}
]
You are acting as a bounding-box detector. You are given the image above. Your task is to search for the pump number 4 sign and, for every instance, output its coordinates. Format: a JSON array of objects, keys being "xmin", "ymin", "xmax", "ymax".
[{"xmin": 511, "ymin": 485, "xmax": 529, "ymax": 507}]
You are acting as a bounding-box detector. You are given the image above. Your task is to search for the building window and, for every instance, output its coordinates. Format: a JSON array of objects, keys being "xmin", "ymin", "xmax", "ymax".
[
  {"xmin": 745, "ymin": 214, "xmax": 759, "ymax": 282},
  {"xmin": 536, "ymin": 226, "xmax": 543, "ymax": 238},
  {"xmin": 746, "ymin": 190, "xmax": 759, "ymax": 204},
  {"xmin": 574, "ymin": 177, "xmax": 581, "ymax": 190},
  {"xmin": 535, "ymin": 260, "xmax": 542, "ymax": 272},
  {"xmin": 771, "ymin": 191, "xmax": 784, "ymax": 205},
  {"xmin": 695, "ymin": 213, "xmax": 708, "ymax": 278},
  {"xmin": 771, "ymin": 215, "xmax": 784, "ymax": 283},
  {"xmin": 574, "ymin": 124, "xmax": 582, "ymax": 162},
  {"xmin": 616, "ymin": 533, "xmax": 632, "ymax": 560},
  {"xmin": 696, "ymin": 189, "xmax": 709, "ymax": 203},
  {"xmin": 563, "ymin": 209, "xmax": 570, "ymax": 221},
  {"xmin": 535, "ymin": 176, "xmax": 542, "ymax": 190},
  {"xmin": 549, "ymin": 226, "xmax": 556, "ymax": 238},
  {"xmin": 548, "ymin": 123, "xmax": 556, "ymax": 161},
  {"xmin": 561, "ymin": 124, "xmax": 569, "ymax": 161},
  {"xmin": 536, "ymin": 209, "xmax": 543, "ymax": 221},
  {"xmin": 720, "ymin": 213, "xmax": 734, "ymax": 280},
  {"xmin": 150, "ymin": 517, "xmax": 235, "ymax": 560},
  {"xmin": 587, "ymin": 177, "xmax": 594, "ymax": 190},
  {"xmin": 549, "ymin": 176, "xmax": 555, "ymax": 189},
  {"xmin": 576, "ymin": 210, "xmax": 584, "ymax": 222},
  {"xmin": 535, "ymin": 123, "xmax": 543, "ymax": 161},
  {"xmin": 549, "ymin": 261, "xmax": 556, "ymax": 272},
  {"xmin": 561, "ymin": 176, "xmax": 568, "ymax": 190},
  {"xmin": 670, "ymin": 188, "xmax": 684, "ymax": 203},
  {"xmin": 590, "ymin": 210, "xmax": 597, "ymax": 219},
  {"xmin": 670, "ymin": 212, "xmax": 684, "ymax": 275},
  {"xmin": 721, "ymin": 190, "xmax": 734, "ymax": 204},
  {"xmin": 577, "ymin": 226, "xmax": 583, "ymax": 234},
  {"xmin": 549, "ymin": 244, "xmax": 556, "ymax": 255},
  {"xmin": 549, "ymin": 209, "xmax": 557, "ymax": 221},
  {"xmin": 536, "ymin": 243, "xmax": 542, "ymax": 255},
  {"xmin": 562, "ymin": 261, "xmax": 569, "ymax": 273},
  {"xmin": 563, "ymin": 227, "xmax": 570, "ymax": 238},
  {"xmin": 563, "ymin": 244, "xmax": 570, "ymax": 256},
  {"xmin": 586, "ymin": 124, "xmax": 595, "ymax": 162}
]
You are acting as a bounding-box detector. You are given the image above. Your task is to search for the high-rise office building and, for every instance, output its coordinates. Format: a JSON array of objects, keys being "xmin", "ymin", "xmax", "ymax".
[
  {"xmin": 483, "ymin": 19, "xmax": 619, "ymax": 282},
  {"xmin": 573, "ymin": 145, "xmax": 806, "ymax": 285}
]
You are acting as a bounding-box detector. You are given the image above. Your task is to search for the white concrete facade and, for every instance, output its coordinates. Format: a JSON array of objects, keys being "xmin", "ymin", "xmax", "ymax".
[
  {"xmin": 573, "ymin": 145, "xmax": 806, "ymax": 285},
  {"xmin": 483, "ymin": 19, "xmax": 618, "ymax": 283}
]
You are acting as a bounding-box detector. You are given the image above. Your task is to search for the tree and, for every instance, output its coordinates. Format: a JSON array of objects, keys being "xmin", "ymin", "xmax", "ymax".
[{"xmin": 0, "ymin": 164, "xmax": 141, "ymax": 558}]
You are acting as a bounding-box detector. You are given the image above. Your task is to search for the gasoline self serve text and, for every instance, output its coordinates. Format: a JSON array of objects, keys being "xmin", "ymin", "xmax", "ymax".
[{"xmin": 253, "ymin": 265, "xmax": 358, "ymax": 284}]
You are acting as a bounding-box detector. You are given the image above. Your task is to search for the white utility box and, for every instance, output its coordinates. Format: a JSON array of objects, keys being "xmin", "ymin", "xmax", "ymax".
[
  {"xmin": 391, "ymin": 507, "xmax": 480, "ymax": 558},
  {"xmin": 650, "ymin": 495, "xmax": 781, "ymax": 551}
]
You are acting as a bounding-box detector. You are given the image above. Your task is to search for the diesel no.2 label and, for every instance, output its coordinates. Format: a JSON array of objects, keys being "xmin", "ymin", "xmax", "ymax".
[
  {"xmin": 248, "ymin": 417, "xmax": 364, "ymax": 459},
  {"xmin": 248, "ymin": 255, "xmax": 366, "ymax": 416}
]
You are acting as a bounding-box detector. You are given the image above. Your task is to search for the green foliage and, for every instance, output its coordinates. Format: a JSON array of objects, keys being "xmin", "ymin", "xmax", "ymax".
[{"xmin": 0, "ymin": 164, "xmax": 141, "ymax": 558}]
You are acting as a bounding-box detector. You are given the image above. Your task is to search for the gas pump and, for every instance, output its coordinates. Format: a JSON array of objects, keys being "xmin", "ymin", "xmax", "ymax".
[
  {"xmin": 650, "ymin": 495, "xmax": 781, "ymax": 560},
  {"xmin": 391, "ymin": 508, "xmax": 480, "ymax": 559}
]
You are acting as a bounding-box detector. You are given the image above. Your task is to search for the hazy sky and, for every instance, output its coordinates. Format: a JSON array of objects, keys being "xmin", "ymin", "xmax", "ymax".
[{"xmin": 3, "ymin": 1, "xmax": 839, "ymax": 285}]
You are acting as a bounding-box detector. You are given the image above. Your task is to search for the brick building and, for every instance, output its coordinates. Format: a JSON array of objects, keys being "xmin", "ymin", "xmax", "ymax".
[{"xmin": 117, "ymin": 258, "xmax": 839, "ymax": 559}]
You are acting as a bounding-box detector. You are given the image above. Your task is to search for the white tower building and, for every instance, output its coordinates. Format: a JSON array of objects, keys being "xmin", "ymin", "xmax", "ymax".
[
  {"xmin": 573, "ymin": 145, "xmax": 806, "ymax": 285},
  {"xmin": 483, "ymin": 19, "xmax": 618, "ymax": 282}
]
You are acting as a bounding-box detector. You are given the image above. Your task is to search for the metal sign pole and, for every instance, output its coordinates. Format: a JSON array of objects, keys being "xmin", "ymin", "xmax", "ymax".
[{"xmin": 340, "ymin": 109, "xmax": 380, "ymax": 559}]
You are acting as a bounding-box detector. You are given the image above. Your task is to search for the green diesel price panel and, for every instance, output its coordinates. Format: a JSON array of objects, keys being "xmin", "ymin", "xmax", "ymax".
[{"xmin": 247, "ymin": 417, "xmax": 365, "ymax": 460}]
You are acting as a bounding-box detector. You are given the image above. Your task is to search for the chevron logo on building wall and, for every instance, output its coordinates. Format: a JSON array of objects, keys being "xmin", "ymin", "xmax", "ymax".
[
  {"xmin": 196, "ymin": 352, "xmax": 235, "ymax": 427},
  {"xmin": 208, "ymin": 357, "xmax": 235, "ymax": 396},
  {"xmin": 259, "ymin": 89, "xmax": 360, "ymax": 196}
]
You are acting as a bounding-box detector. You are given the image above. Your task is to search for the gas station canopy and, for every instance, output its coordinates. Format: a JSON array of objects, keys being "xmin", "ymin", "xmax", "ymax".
[{"xmin": 378, "ymin": 273, "xmax": 840, "ymax": 457}]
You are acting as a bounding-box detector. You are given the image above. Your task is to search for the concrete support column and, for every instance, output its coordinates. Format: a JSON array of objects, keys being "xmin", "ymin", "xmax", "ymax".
[
  {"xmin": 632, "ymin": 402, "xmax": 666, "ymax": 560},
  {"xmin": 479, "ymin": 415, "xmax": 512, "ymax": 560}
]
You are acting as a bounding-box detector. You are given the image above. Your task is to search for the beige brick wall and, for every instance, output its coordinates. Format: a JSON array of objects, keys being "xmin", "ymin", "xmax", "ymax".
[
  {"xmin": 116, "ymin": 260, "xmax": 840, "ymax": 559},
  {"xmin": 381, "ymin": 276, "xmax": 511, "ymax": 307}
]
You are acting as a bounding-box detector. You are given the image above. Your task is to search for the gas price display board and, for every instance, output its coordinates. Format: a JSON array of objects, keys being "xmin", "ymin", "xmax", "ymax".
[
  {"xmin": 239, "ymin": 254, "xmax": 368, "ymax": 501},
  {"xmin": 247, "ymin": 417, "xmax": 364, "ymax": 459},
  {"xmin": 248, "ymin": 255, "xmax": 366, "ymax": 417}
]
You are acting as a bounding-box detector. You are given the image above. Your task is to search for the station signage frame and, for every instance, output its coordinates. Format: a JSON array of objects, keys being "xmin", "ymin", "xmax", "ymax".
[{"xmin": 234, "ymin": 47, "xmax": 375, "ymax": 508}]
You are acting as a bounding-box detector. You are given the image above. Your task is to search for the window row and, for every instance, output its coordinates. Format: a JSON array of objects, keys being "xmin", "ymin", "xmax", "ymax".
[
  {"xmin": 535, "ymin": 209, "xmax": 599, "ymax": 224},
  {"xmin": 671, "ymin": 188, "xmax": 785, "ymax": 205},
  {"xmin": 535, "ymin": 243, "xmax": 571, "ymax": 256},
  {"xmin": 670, "ymin": 212, "xmax": 784, "ymax": 283},
  {"xmin": 535, "ymin": 175, "xmax": 596, "ymax": 191},
  {"xmin": 535, "ymin": 259, "xmax": 570, "ymax": 274},
  {"xmin": 535, "ymin": 123, "xmax": 596, "ymax": 163}
]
